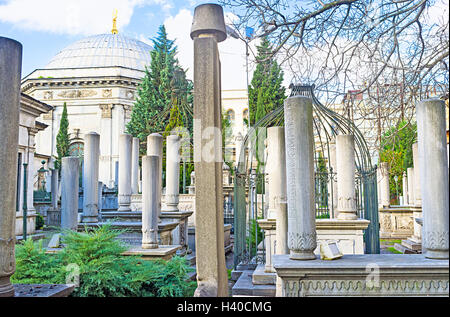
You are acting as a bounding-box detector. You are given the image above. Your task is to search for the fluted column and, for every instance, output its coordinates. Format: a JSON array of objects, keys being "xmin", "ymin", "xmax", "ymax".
[
  {"xmin": 61, "ymin": 157, "xmax": 80, "ymax": 230},
  {"xmin": 336, "ymin": 135, "xmax": 358, "ymax": 220},
  {"xmin": 417, "ymin": 99, "xmax": 449, "ymax": 259},
  {"xmin": 163, "ymin": 135, "xmax": 180, "ymax": 212},
  {"xmin": 118, "ymin": 134, "xmax": 132, "ymax": 212},
  {"xmin": 284, "ymin": 96, "xmax": 317, "ymax": 261},
  {"xmin": 142, "ymin": 156, "xmax": 160, "ymax": 249},
  {"xmin": 131, "ymin": 137, "xmax": 140, "ymax": 195},
  {"xmin": 82, "ymin": 132, "xmax": 100, "ymax": 222},
  {"xmin": 147, "ymin": 133, "xmax": 163, "ymax": 220},
  {"xmin": 0, "ymin": 36, "xmax": 22, "ymax": 297}
]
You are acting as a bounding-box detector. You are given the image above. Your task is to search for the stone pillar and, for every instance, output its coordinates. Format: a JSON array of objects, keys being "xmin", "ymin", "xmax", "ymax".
[
  {"xmin": 98, "ymin": 182, "xmax": 103, "ymax": 213},
  {"xmin": 402, "ymin": 171, "xmax": 408, "ymax": 206},
  {"xmin": 61, "ymin": 157, "xmax": 80, "ymax": 230},
  {"xmin": 417, "ymin": 99, "xmax": 449, "ymax": 259},
  {"xmin": 82, "ymin": 132, "xmax": 100, "ymax": 223},
  {"xmin": 118, "ymin": 134, "xmax": 132, "ymax": 212},
  {"xmin": 284, "ymin": 96, "xmax": 317, "ymax": 261},
  {"xmin": 407, "ymin": 167, "xmax": 415, "ymax": 206},
  {"xmin": 266, "ymin": 127, "xmax": 288, "ymax": 255},
  {"xmin": 147, "ymin": 133, "xmax": 163, "ymax": 220},
  {"xmin": 329, "ymin": 139, "xmax": 339, "ymax": 218},
  {"xmin": 163, "ymin": 135, "xmax": 180, "ymax": 212},
  {"xmin": 412, "ymin": 142, "xmax": 422, "ymax": 207},
  {"xmin": 51, "ymin": 168, "xmax": 59, "ymax": 210},
  {"xmin": 336, "ymin": 135, "xmax": 358, "ymax": 220},
  {"xmin": 191, "ymin": 3, "xmax": 228, "ymax": 297},
  {"xmin": 0, "ymin": 36, "xmax": 22, "ymax": 297},
  {"xmin": 131, "ymin": 137, "xmax": 140, "ymax": 195},
  {"xmin": 379, "ymin": 162, "xmax": 390, "ymax": 208},
  {"xmin": 141, "ymin": 156, "xmax": 160, "ymax": 249}
]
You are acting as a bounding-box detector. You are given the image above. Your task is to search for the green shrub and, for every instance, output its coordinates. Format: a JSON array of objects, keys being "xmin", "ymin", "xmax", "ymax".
[
  {"xmin": 12, "ymin": 225, "xmax": 196, "ymax": 297},
  {"xmin": 35, "ymin": 213, "xmax": 45, "ymax": 230}
]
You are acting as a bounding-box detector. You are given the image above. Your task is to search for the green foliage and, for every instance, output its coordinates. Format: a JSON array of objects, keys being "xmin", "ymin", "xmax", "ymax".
[
  {"xmin": 12, "ymin": 225, "xmax": 196, "ymax": 297},
  {"xmin": 248, "ymin": 37, "xmax": 286, "ymax": 126},
  {"xmin": 35, "ymin": 213, "xmax": 45, "ymax": 230},
  {"xmin": 126, "ymin": 25, "xmax": 193, "ymax": 155},
  {"xmin": 379, "ymin": 120, "xmax": 417, "ymax": 202},
  {"xmin": 55, "ymin": 102, "xmax": 70, "ymax": 170},
  {"xmin": 222, "ymin": 111, "xmax": 234, "ymax": 170},
  {"xmin": 246, "ymin": 218, "xmax": 264, "ymax": 257},
  {"xmin": 11, "ymin": 239, "xmax": 62, "ymax": 285}
]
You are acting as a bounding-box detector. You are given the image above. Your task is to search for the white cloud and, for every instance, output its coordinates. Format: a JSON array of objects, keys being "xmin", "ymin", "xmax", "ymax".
[
  {"xmin": 165, "ymin": 8, "xmax": 256, "ymax": 90},
  {"xmin": 0, "ymin": 0, "xmax": 171, "ymax": 35}
]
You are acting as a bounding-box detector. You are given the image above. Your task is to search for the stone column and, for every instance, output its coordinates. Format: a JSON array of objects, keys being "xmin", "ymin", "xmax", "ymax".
[
  {"xmin": 379, "ymin": 162, "xmax": 390, "ymax": 208},
  {"xmin": 82, "ymin": 132, "xmax": 100, "ymax": 223},
  {"xmin": 329, "ymin": 139, "xmax": 338, "ymax": 218},
  {"xmin": 407, "ymin": 167, "xmax": 415, "ymax": 206},
  {"xmin": 412, "ymin": 142, "xmax": 422, "ymax": 207},
  {"xmin": 191, "ymin": 3, "xmax": 228, "ymax": 297},
  {"xmin": 141, "ymin": 156, "xmax": 160, "ymax": 249},
  {"xmin": 284, "ymin": 96, "xmax": 317, "ymax": 260},
  {"xmin": 417, "ymin": 99, "xmax": 449, "ymax": 259},
  {"xmin": 336, "ymin": 135, "xmax": 358, "ymax": 220},
  {"xmin": 266, "ymin": 127, "xmax": 288, "ymax": 255},
  {"xmin": 51, "ymin": 168, "xmax": 59, "ymax": 210},
  {"xmin": 402, "ymin": 171, "xmax": 408, "ymax": 206},
  {"xmin": 98, "ymin": 182, "xmax": 103, "ymax": 213},
  {"xmin": 61, "ymin": 157, "xmax": 80, "ymax": 230},
  {"xmin": 131, "ymin": 137, "xmax": 140, "ymax": 195},
  {"xmin": 118, "ymin": 134, "xmax": 132, "ymax": 212},
  {"xmin": 0, "ymin": 36, "xmax": 22, "ymax": 297},
  {"xmin": 163, "ymin": 135, "xmax": 180, "ymax": 212},
  {"xmin": 147, "ymin": 133, "xmax": 163, "ymax": 220}
]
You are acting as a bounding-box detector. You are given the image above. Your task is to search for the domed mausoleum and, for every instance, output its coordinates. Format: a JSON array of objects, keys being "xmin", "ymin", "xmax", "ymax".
[{"xmin": 21, "ymin": 32, "xmax": 152, "ymax": 188}]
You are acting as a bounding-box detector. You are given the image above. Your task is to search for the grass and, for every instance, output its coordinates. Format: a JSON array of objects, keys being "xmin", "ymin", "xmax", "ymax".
[
  {"xmin": 387, "ymin": 247, "xmax": 403, "ymax": 254},
  {"xmin": 380, "ymin": 239, "xmax": 402, "ymax": 245}
]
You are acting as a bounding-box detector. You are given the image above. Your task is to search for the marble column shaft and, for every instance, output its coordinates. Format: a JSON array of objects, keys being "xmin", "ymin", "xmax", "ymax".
[
  {"xmin": 51, "ymin": 168, "xmax": 59, "ymax": 210},
  {"xmin": 0, "ymin": 36, "xmax": 22, "ymax": 297},
  {"xmin": 284, "ymin": 96, "xmax": 317, "ymax": 261},
  {"xmin": 164, "ymin": 135, "xmax": 180, "ymax": 212},
  {"xmin": 147, "ymin": 133, "xmax": 163, "ymax": 220},
  {"xmin": 191, "ymin": 3, "xmax": 228, "ymax": 297},
  {"xmin": 336, "ymin": 135, "xmax": 358, "ymax": 220},
  {"xmin": 329, "ymin": 139, "xmax": 339, "ymax": 218},
  {"xmin": 141, "ymin": 155, "xmax": 160, "ymax": 249},
  {"xmin": 407, "ymin": 167, "xmax": 415, "ymax": 206},
  {"xmin": 131, "ymin": 137, "xmax": 140, "ymax": 195},
  {"xmin": 412, "ymin": 142, "xmax": 422, "ymax": 207},
  {"xmin": 417, "ymin": 99, "xmax": 449, "ymax": 259},
  {"xmin": 379, "ymin": 162, "xmax": 390, "ymax": 208},
  {"xmin": 267, "ymin": 127, "xmax": 288, "ymax": 255},
  {"xmin": 82, "ymin": 132, "xmax": 100, "ymax": 222},
  {"xmin": 61, "ymin": 157, "xmax": 80, "ymax": 230},
  {"xmin": 118, "ymin": 134, "xmax": 132, "ymax": 212},
  {"xmin": 402, "ymin": 171, "xmax": 407, "ymax": 206}
]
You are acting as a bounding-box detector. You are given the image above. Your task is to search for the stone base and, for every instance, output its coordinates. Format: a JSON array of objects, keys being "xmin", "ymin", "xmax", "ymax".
[
  {"xmin": 14, "ymin": 284, "xmax": 75, "ymax": 297},
  {"xmin": 123, "ymin": 245, "xmax": 181, "ymax": 261},
  {"xmin": 273, "ymin": 254, "xmax": 449, "ymax": 297},
  {"xmin": 379, "ymin": 207, "xmax": 418, "ymax": 239},
  {"xmin": 231, "ymin": 270, "xmax": 276, "ymax": 297},
  {"xmin": 187, "ymin": 224, "xmax": 233, "ymax": 253},
  {"xmin": 252, "ymin": 264, "xmax": 276, "ymax": 285},
  {"xmin": 402, "ymin": 239, "xmax": 422, "ymax": 251}
]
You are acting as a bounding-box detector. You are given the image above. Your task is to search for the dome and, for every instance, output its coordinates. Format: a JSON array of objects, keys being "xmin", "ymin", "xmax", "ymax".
[{"xmin": 45, "ymin": 33, "xmax": 152, "ymax": 71}]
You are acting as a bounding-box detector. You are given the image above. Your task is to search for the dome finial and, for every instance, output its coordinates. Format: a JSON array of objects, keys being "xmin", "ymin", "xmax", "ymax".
[{"xmin": 112, "ymin": 9, "xmax": 118, "ymax": 34}]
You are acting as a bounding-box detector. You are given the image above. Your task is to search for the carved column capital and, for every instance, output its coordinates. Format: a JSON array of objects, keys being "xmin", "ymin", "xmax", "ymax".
[{"xmin": 99, "ymin": 104, "xmax": 114, "ymax": 119}]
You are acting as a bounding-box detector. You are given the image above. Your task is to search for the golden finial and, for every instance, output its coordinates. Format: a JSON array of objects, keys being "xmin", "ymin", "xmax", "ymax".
[{"xmin": 112, "ymin": 9, "xmax": 118, "ymax": 34}]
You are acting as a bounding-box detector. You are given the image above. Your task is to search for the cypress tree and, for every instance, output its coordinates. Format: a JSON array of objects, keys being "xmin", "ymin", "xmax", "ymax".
[
  {"xmin": 248, "ymin": 37, "xmax": 286, "ymax": 125},
  {"xmin": 55, "ymin": 102, "xmax": 70, "ymax": 170},
  {"xmin": 126, "ymin": 25, "xmax": 192, "ymax": 152}
]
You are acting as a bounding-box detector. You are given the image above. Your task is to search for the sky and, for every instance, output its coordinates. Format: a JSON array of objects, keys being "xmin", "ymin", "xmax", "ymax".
[
  {"xmin": 0, "ymin": 0, "xmax": 256, "ymax": 90},
  {"xmin": 0, "ymin": 0, "xmax": 448, "ymax": 91}
]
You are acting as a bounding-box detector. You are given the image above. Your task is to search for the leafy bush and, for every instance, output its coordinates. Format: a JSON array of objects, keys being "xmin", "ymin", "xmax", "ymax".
[{"xmin": 12, "ymin": 225, "xmax": 196, "ymax": 297}]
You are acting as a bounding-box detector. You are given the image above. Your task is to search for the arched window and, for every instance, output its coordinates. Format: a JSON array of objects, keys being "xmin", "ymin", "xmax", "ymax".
[
  {"xmin": 226, "ymin": 109, "xmax": 235, "ymax": 123},
  {"xmin": 69, "ymin": 142, "xmax": 84, "ymax": 159}
]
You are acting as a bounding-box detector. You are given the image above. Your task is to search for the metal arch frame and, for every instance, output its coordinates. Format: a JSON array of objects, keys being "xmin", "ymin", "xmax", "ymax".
[{"xmin": 233, "ymin": 85, "xmax": 380, "ymax": 269}]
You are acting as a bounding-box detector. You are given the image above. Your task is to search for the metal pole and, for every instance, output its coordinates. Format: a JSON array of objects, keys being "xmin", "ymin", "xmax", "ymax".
[{"xmin": 22, "ymin": 163, "xmax": 28, "ymax": 241}]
